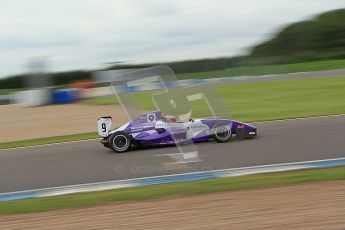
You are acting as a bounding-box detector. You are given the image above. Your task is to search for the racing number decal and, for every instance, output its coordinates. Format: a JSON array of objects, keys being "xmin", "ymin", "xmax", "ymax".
[
  {"xmin": 98, "ymin": 117, "xmax": 112, "ymax": 137},
  {"xmin": 102, "ymin": 123, "xmax": 107, "ymax": 132}
]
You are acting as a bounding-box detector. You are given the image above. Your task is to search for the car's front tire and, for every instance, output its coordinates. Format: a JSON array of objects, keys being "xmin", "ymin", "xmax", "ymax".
[
  {"xmin": 213, "ymin": 123, "xmax": 232, "ymax": 143},
  {"xmin": 109, "ymin": 131, "xmax": 132, "ymax": 153}
]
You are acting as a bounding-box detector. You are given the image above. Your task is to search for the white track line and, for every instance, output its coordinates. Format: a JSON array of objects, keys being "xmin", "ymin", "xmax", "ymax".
[
  {"xmin": 252, "ymin": 114, "xmax": 345, "ymax": 124},
  {"xmin": 1, "ymin": 156, "xmax": 344, "ymax": 197},
  {"xmin": 0, "ymin": 138, "xmax": 98, "ymax": 152},
  {"xmin": 1, "ymin": 113, "xmax": 344, "ymax": 152}
]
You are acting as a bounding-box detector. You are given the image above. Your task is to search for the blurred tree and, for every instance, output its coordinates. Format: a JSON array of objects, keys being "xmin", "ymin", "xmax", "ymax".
[
  {"xmin": 1, "ymin": 9, "xmax": 344, "ymax": 89},
  {"xmin": 250, "ymin": 9, "xmax": 345, "ymax": 62}
]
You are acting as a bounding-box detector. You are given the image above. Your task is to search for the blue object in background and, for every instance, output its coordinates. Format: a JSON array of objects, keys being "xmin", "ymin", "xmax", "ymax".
[{"xmin": 52, "ymin": 89, "xmax": 80, "ymax": 104}]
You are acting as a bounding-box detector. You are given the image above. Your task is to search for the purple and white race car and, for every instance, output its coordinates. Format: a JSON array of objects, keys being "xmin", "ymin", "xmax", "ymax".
[{"xmin": 97, "ymin": 111, "xmax": 257, "ymax": 153}]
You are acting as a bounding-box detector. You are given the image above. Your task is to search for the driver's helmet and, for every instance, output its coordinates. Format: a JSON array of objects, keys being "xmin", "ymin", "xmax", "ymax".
[{"xmin": 162, "ymin": 115, "xmax": 177, "ymax": 123}]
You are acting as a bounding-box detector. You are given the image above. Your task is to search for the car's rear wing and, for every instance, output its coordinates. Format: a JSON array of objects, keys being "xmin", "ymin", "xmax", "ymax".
[{"xmin": 97, "ymin": 116, "xmax": 112, "ymax": 137}]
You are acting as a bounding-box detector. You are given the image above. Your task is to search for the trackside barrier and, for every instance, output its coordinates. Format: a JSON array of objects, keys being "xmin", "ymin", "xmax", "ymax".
[
  {"xmin": 92, "ymin": 68, "xmax": 345, "ymax": 96},
  {"xmin": 1, "ymin": 157, "xmax": 345, "ymax": 201}
]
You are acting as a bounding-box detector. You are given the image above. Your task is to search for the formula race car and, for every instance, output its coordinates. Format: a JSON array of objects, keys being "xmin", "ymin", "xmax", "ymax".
[{"xmin": 98, "ymin": 111, "xmax": 257, "ymax": 152}]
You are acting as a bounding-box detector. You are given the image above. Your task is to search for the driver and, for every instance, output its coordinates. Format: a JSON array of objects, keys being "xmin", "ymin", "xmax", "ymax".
[{"xmin": 162, "ymin": 115, "xmax": 177, "ymax": 123}]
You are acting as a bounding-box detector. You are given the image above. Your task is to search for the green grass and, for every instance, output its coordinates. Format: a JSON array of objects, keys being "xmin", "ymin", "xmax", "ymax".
[
  {"xmin": 83, "ymin": 76, "xmax": 345, "ymax": 122},
  {"xmin": 0, "ymin": 89, "xmax": 19, "ymax": 96},
  {"xmin": 214, "ymin": 76, "xmax": 345, "ymax": 121},
  {"xmin": 176, "ymin": 59, "xmax": 345, "ymax": 80},
  {"xmin": 2, "ymin": 76, "xmax": 345, "ymax": 149},
  {"xmin": 1, "ymin": 166, "xmax": 344, "ymax": 215},
  {"xmin": 0, "ymin": 77, "xmax": 345, "ymax": 149},
  {"xmin": 0, "ymin": 132, "xmax": 98, "ymax": 150}
]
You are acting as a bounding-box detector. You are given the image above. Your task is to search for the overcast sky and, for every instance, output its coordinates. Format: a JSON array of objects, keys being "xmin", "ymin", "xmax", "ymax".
[{"xmin": 0, "ymin": 0, "xmax": 344, "ymax": 78}]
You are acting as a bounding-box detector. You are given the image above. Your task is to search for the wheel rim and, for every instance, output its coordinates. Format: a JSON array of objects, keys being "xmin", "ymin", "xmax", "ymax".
[
  {"xmin": 113, "ymin": 135, "xmax": 128, "ymax": 151},
  {"xmin": 215, "ymin": 126, "xmax": 231, "ymax": 141}
]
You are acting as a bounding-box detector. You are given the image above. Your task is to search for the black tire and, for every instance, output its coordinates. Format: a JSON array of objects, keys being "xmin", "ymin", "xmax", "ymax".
[
  {"xmin": 109, "ymin": 131, "xmax": 132, "ymax": 153},
  {"xmin": 212, "ymin": 123, "xmax": 232, "ymax": 143}
]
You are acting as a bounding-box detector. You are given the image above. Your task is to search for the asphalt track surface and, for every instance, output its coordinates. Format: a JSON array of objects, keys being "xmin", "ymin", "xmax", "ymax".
[{"xmin": 0, "ymin": 115, "xmax": 345, "ymax": 193}]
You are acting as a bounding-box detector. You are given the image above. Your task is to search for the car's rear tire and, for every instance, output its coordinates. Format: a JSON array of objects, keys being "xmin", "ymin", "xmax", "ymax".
[
  {"xmin": 213, "ymin": 123, "xmax": 232, "ymax": 143},
  {"xmin": 109, "ymin": 131, "xmax": 132, "ymax": 152}
]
